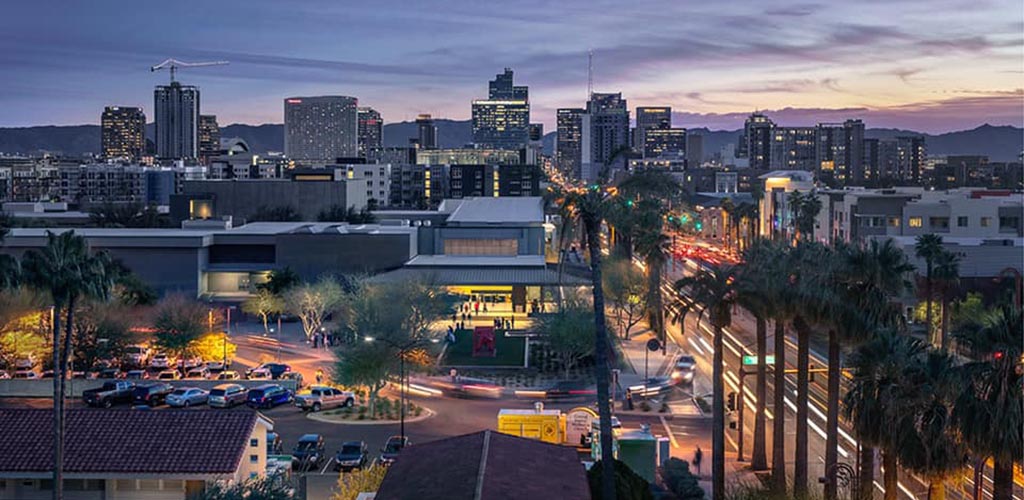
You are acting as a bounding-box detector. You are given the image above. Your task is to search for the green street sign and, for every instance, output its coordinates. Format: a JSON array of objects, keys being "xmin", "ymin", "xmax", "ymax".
[{"xmin": 742, "ymin": 355, "xmax": 775, "ymax": 366}]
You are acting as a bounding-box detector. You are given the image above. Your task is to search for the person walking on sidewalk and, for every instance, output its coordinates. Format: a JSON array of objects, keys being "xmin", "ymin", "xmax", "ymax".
[
  {"xmin": 315, "ymin": 368, "xmax": 324, "ymax": 385},
  {"xmin": 693, "ymin": 446, "xmax": 703, "ymax": 477}
]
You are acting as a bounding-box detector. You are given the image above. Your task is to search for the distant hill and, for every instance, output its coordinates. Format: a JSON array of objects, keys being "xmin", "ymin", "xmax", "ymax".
[{"xmin": 1, "ymin": 122, "xmax": 1020, "ymax": 162}]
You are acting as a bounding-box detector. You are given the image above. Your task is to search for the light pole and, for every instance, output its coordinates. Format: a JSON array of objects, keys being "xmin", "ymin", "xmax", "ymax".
[{"xmin": 363, "ymin": 336, "xmax": 436, "ymax": 443}]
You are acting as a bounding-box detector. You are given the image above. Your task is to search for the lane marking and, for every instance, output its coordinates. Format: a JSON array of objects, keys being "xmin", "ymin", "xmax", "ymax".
[{"xmin": 660, "ymin": 415, "xmax": 678, "ymax": 448}]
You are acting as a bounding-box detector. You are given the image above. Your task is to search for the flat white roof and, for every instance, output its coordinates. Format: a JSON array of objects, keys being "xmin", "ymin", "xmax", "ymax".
[
  {"xmin": 406, "ymin": 255, "xmax": 546, "ymax": 267},
  {"xmin": 444, "ymin": 197, "xmax": 544, "ymax": 224}
]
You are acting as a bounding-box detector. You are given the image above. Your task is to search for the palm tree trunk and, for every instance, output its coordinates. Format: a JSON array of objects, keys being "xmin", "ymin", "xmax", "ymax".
[
  {"xmin": 939, "ymin": 297, "xmax": 950, "ymax": 351},
  {"xmin": 924, "ymin": 269, "xmax": 934, "ymax": 345},
  {"xmin": 794, "ymin": 317, "xmax": 810, "ymax": 499},
  {"xmin": 50, "ymin": 302, "xmax": 63, "ymax": 500},
  {"xmin": 883, "ymin": 449, "xmax": 898, "ymax": 500},
  {"xmin": 858, "ymin": 446, "xmax": 875, "ymax": 500},
  {"xmin": 928, "ymin": 481, "xmax": 946, "ymax": 500},
  {"xmin": 993, "ymin": 458, "xmax": 1014, "ymax": 500},
  {"xmin": 771, "ymin": 319, "xmax": 787, "ymax": 495},
  {"xmin": 825, "ymin": 329, "xmax": 840, "ymax": 500},
  {"xmin": 712, "ymin": 324, "xmax": 725, "ymax": 500},
  {"xmin": 649, "ymin": 258, "xmax": 664, "ymax": 349},
  {"xmin": 752, "ymin": 315, "xmax": 768, "ymax": 470},
  {"xmin": 584, "ymin": 213, "xmax": 617, "ymax": 500}
]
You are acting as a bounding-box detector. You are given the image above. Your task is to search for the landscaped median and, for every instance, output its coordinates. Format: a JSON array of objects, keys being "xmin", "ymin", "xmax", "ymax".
[
  {"xmin": 441, "ymin": 328, "xmax": 527, "ymax": 367},
  {"xmin": 305, "ymin": 394, "xmax": 435, "ymax": 425}
]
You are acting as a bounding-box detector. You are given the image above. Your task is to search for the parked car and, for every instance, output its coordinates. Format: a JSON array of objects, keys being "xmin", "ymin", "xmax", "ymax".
[
  {"xmin": 378, "ymin": 436, "xmax": 409, "ymax": 466},
  {"xmin": 206, "ymin": 360, "xmax": 230, "ymax": 372},
  {"xmin": 149, "ymin": 353, "xmax": 172, "ymax": 370},
  {"xmin": 0, "ymin": 372, "xmax": 9, "ymax": 379},
  {"xmin": 291, "ymin": 434, "xmax": 326, "ymax": 470},
  {"xmin": 671, "ymin": 355, "xmax": 696, "ymax": 385},
  {"xmin": 208, "ymin": 383, "xmax": 247, "ymax": 408},
  {"xmin": 295, "ymin": 386, "xmax": 355, "ymax": 412},
  {"xmin": 246, "ymin": 384, "xmax": 294, "ymax": 409},
  {"xmin": 13, "ymin": 370, "xmax": 40, "ymax": 380},
  {"xmin": 267, "ymin": 432, "xmax": 283, "ymax": 455},
  {"xmin": 14, "ymin": 355, "xmax": 37, "ymax": 370},
  {"xmin": 246, "ymin": 363, "xmax": 291, "ymax": 379},
  {"xmin": 246, "ymin": 368, "xmax": 273, "ymax": 380},
  {"xmin": 178, "ymin": 356, "xmax": 204, "ymax": 371},
  {"xmin": 167, "ymin": 387, "xmax": 209, "ymax": 408},
  {"xmin": 123, "ymin": 345, "xmax": 150, "ymax": 367},
  {"xmin": 280, "ymin": 371, "xmax": 305, "ymax": 388},
  {"xmin": 333, "ymin": 441, "xmax": 368, "ymax": 471},
  {"xmin": 125, "ymin": 370, "xmax": 149, "ymax": 380},
  {"xmin": 133, "ymin": 383, "xmax": 174, "ymax": 407},
  {"xmin": 98, "ymin": 368, "xmax": 124, "ymax": 379},
  {"xmin": 156, "ymin": 370, "xmax": 181, "ymax": 380},
  {"xmin": 185, "ymin": 366, "xmax": 211, "ymax": 379},
  {"xmin": 83, "ymin": 381, "xmax": 135, "ymax": 408},
  {"xmin": 216, "ymin": 371, "xmax": 241, "ymax": 381}
]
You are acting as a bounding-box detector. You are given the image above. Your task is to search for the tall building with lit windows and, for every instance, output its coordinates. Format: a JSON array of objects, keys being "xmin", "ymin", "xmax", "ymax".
[
  {"xmin": 472, "ymin": 68, "xmax": 530, "ymax": 150},
  {"xmin": 101, "ymin": 106, "xmax": 146, "ymax": 161},
  {"xmin": 556, "ymin": 108, "xmax": 585, "ymax": 178},
  {"xmin": 634, "ymin": 106, "xmax": 671, "ymax": 153},
  {"xmin": 769, "ymin": 127, "xmax": 817, "ymax": 171},
  {"xmin": 738, "ymin": 112, "xmax": 774, "ymax": 169},
  {"xmin": 357, "ymin": 107, "xmax": 383, "ymax": 158},
  {"xmin": 815, "ymin": 119, "xmax": 865, "ymax": 185},
  {"xmin": 154, "ymin": 82, "xmax": 200, "ymax": 160},
  {"xmin": 284, "ymin": 95, "xmax": 359, "ymax": 164},
  {"xmin": 643, "ymin": 128, "xmax": 687, "ymax": 159},
  {"xmin": 583, "ymin": 93, "xmax": 630, "ymax": 166},
  {"xmin": 198, "ymin": 114, "xmax": 220, "ymax": 165}
]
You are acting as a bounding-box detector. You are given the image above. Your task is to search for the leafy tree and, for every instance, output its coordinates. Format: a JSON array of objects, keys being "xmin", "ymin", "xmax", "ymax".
[
  {"xmin": 538, "ymin": 300, "xmax": 595, "ymax": 377},
  {"xmin": 191, "ymin": 332, "xmax": 237, "ymax": 365},
  {"xmin": 0, "ymin": 290, "xmax": 47, "ymax": 368},
  {"xmin": 661, "ymin": 458, "xmax": 705, "ymax": 500},
  {"xmin": 786, "ymin": 191, "xmax": 822, "ymax": 241},
  {"xmin": 244, "ymin": 288, "xmax": 284, "ymax": 335},
  {"xmin": 285, "ymin": 276, "xmax": 345, "ymax": 340},
  {"xmin": 333, "ymin": 341, "xmax": 394, "ymax": 415},
  {"xmin": 152, "ymin": 294, "xmax": 211, "ymax": 363},
  {"xmin": 201, "ymin": 476, "xmax": 294, "ymax": 500},
  {"xmin": 72, "ymin": 303, "xmax": 138, "ymax": 371},
  {"xmin": 602, "ymin": 257, "xmax": 647, "ymax": 339},
  {"xmin": 21, "ymin": 230, "xmax": 115, "ymax": 499},
  {"xmin": 259, "ymin": 268, "xmax": 301, "ymax": 295},
  {"xmin": 915, "ymin": 233, "xmax": 943, "ymax": 346},
  {"xmin": 332, "ymin": 464, "xmax": 388, "ymax": 500},
  {"xmin": 951, "ymin": 292, "xmax": 985, "ymax": 331},
  {"xmin": 586, "ymin": 459, "xmax": 653, "ymax": 500},
  {"xmin": 318, "ymin": 205, "xmax": 377, "ymax": 224},
  {"xmin": 89, "ymin": 202, "xmax": 168, "ymax": 228},
  {"xmin": 932, "ymin": 249, "xmax": 959, "ymax": 350},
  {"xmin": 251, "ymin": 205, "xmax": 302, "ymax": 222}
]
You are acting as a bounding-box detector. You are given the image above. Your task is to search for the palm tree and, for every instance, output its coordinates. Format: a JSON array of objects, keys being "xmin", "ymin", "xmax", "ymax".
[
  {"xmin": 932, "ymin": 250, "xmax": 960, "ymax": 351},
  {"xmin": 735, "ymin": 241, "xmax": 776, "ymax": 472},
  {"xmin": 560, "ymin": 183, "xmax": 618, "ymax": 500},
  {"xmin": 634, "ymin": 200, "xmax": 670, "ymax": 350},
  {"xmin": 953, "ymin": 305, "xmax": 1023, "ymax": 500},
  {"xmin": 844, "ymin": 330, "xmax": 928, "ymax": 500},
  {"xmin": 895, "ymin": 350, "xmax": 965, "ymax": 500},
  {"xmin": 915, "ymin": 234, "xmax": 943, "ymax": 346},
  {"xmin": 21, "ymin": 231, "xmax": 115, "ymax": 500},
  {"xmin": 672, "ymin": 263, "xmax": 738, "ymax": 500}
]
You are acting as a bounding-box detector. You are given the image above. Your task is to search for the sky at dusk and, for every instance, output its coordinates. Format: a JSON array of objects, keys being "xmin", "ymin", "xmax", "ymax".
[{"xmin": 2, "ymin": 0, "xmax": 1022, "ymax": 133}]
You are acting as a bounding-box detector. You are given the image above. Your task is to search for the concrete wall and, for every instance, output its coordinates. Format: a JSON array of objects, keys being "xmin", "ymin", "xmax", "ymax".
[
  {"xmin": 179, "ymin": 179, "xmax": 369, "ymax": 222},
  {"xmin": 430, "ymin": 226, "xmax": 545, "ymax": 256},
  {"xmin": 275, "ymin": 232, "xmax": 413, "ymax": 280},
  {"xmin": 0, "ymin": 379, "xmax": 298, "ymax": 398}
]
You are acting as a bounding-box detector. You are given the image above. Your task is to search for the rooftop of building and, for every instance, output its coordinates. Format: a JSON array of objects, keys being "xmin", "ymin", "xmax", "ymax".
[
  {"xmin": 0, "ymin": 409, "xmax": 270, "ymax": 477},
  {"xmin": 4, "ymin": 221, "xmax": 419, "ymax": 240},
  {"xmin": 759, "ymin": 170, "xmax": 815, "ymax": 181},
  {"xmin": 440, "ymin": 196, "xmax": 544, "ymax": 224},
  {"xmin": 374, "ymin": 430, "xmax": 590, "ymax": 500}
]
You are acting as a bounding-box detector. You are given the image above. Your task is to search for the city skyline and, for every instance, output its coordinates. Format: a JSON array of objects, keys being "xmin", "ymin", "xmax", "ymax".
[{"xmin": 1, "ymin": 0, "xmax": 1021, "ymax": 133}]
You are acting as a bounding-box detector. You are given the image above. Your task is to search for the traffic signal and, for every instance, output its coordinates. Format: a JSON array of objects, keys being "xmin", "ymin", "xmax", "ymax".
[
  {"xmin": 626, "ymin": 199, "xmax": 634, "ymax": 207},
  {"xmin": 727, "ymin": 391, "xmax": 736, "ymax": 412},
  {"xmin": 695, "ymin": 221, "xmax": 703, "ymax": 231},
  {"xmin": 681, "ymin": 214, "xmax": 689, "ymax": 223}
]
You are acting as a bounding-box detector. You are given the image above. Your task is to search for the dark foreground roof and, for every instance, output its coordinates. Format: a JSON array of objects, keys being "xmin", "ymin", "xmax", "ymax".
[
  {"xmin": 0, "ymin": 409, "xmax": 263, "ymax": 475},
  {"xmin": 375, "ymin": 430, "xmax": 590, "ymax": 500}
]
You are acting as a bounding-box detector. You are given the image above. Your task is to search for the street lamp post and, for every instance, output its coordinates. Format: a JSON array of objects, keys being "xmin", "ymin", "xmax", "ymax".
[{"xmin": 364, "ymin": 336, "xmax": 421, "ymax": 444}]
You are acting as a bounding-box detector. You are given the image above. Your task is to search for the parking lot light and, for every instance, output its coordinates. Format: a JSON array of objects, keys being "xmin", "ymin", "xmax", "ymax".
[{"xmin": 363, "ymin": 336, "xmax": 375, "ymax": 343}]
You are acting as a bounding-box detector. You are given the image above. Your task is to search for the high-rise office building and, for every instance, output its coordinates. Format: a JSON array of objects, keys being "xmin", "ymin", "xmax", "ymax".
[
  {"xmin": 583, "ymin": 93, "xmax": 630, "ymax": 167},
  {"xmin": 634, "ymin": 107, "xmax": 671, "ymax": 154},
  {"xmin": 154, "ymin": 82, "xmax": 200, "ymax": 160},
  {"xmin": 894, "ymin": 135, "xmax": 926, "ymax": 183},
  {"xmin": 358, "ymin": 107, "xmax": 383, "ymax": 158},
  {"xmin": 739, "ymin": 113, "xmax": 773, "ymax": 169},
  {"xmin": 528, "ymin": 123, "xmax": 544, "ymax": 142},
  {"xmin": 815, "ymin": 119, "xmax": 865, "ymax": 185},
  {"xmin": 556, "ymin": 108, "xmax": 586, "ymax": 178},
  {"xmin": 472, "ymin": 68, "xmax": 530, "ymax": 150},
  {"xmin": 284, "ymin": 96, "xmax": 359, "ymax": 163},
  {"xmin": 686, "ymin": 134, "xmax": 704, "ymax": 168},
  {"xmin": 101, "ymin": 106, "xmax": 146, "ymax": 161},
  {"xmin": 643, "ymin": 128, "xmax": 687, "ymax": 159},
  {"xmin": 769, "ymin": 127, "xmax": 817, "ymax": 171},
  {"xmin": 416, "ymin": 114, "xmax": 438, "ymax": 150},
  {"xmin": 198, "ymin": 114, "xmax": 220, "ymax": 165}
]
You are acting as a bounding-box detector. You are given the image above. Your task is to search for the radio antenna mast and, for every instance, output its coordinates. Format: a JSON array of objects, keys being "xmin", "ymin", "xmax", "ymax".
[{"xmin": 587, "ymin": 49, "xmax": 594, "ymax": 100}]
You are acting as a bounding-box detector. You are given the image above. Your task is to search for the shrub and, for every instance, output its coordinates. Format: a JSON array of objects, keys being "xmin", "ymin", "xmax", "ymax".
[
  {"xmin": 587, "ymin": 459, "xmax": 653, "ymax": 500},
  {"xmin": 639, "ymin": 400, "xmax": 652, "ymax": 412},
  {"xmin": 661, "ymin": 458, "xmax": 704, "ymax": 499}
]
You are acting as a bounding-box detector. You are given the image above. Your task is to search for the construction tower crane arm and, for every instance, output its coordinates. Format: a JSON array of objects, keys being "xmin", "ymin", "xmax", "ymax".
[{"xmin": 150, "ymin": 58, "xmax": 229, "ymax": 83}]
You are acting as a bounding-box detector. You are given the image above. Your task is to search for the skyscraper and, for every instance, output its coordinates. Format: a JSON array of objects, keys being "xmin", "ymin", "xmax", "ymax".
[
  {"xmin": 556, "ymin": 108, "xmax": 585, "ymax": 178},
  {"xmin": 154, "ymin": 82, "xmax": 200, "ymax": 160},
  {"xmin": 634, "ymin": 107, "xmax": 671, "ymax": 153},
  {"xmin": 472, "ymin": 69, "xmax": 530, "ymax": 150},
  {"xmin": 643, "ymin": 128, "xmax": 687, "ymax": 159},
  {"xmin": 686, "ymin": 134, "xmax": 704, "ymax": 168},
  {"xmin": 284, "ymin": 96, "xmax": 359, "ymax": 164},
  {"xmin": 358, "ymin": 107, "xmax": 383, "ymax": 157},
  {"xmin": 769, "ymin": 127, "xmax": 817, "ymax": 171},
  {"xmin": 198, "ymin": 114, "xmax": 220, "ymax": 165},
  {"xmin": 894, "ymin": 135, "xmax": 926, "ymax": 183},
  {"xmin": 739, "ymin": 112, "xmax": 773, "ymax": 169},
  {"xmin": 101, "ymin": 106, "xmax": 146, "ymax": 161},
  {"xmin": 815, "ymin": 119, "xmax": 865, "ymax": 185},
  {"xmin": 583, "ymin": 93, "xmax": 630, "ymax": 167},
  {"xmin": 416, "ymin": 114, "xmax": 438, "ymax": 150}
]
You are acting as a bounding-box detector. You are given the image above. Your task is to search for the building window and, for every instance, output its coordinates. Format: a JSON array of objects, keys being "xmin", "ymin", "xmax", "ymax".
[
  {"xmin": 1000, "ymin": 217, "xmax": 1020, "ymax": 230},
  {"xmin": 908, "ymin": 217, "xmax": 923, "ymax": 228},
  {"xmin": 957, "ymin": 216, "xmax": 968, "ymax": 227},
  {"xmin": 981, "ymin": 217, "xmax": 991, "ymax": 227},
  {"xmin": 444, "ymin": 238, "xmax": 518, "ymax": 256},
  {"xmin": 929, "ymin": 217, "xmax": 949, "ymax": 229},
  {"xmin": 251, "ymin": 438, "xmax": 259, "ymax": 447},
  {"xmin": 250, "ymin": 454, "xmax": 259, "ymax": 463},
  {"xmin": 888, "ymin": 217, "xmax": 900, "ymax": 227}
]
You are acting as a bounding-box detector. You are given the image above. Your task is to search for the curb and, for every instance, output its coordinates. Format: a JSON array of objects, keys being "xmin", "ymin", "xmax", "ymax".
[{"xmin": 305, "ymin": 408, "xmax": 436, "ymax": 426}]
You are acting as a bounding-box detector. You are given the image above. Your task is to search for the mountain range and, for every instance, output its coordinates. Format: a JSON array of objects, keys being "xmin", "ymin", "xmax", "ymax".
[{"xmin": 0, "ymin": 122, "xmax": 1020, "ymax": 162}]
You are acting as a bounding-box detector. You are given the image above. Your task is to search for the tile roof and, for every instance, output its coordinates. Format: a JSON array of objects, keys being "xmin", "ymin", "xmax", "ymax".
[
  {"xmin": 375, "ymin": 430, "xmax": 590, "ymax": 500},
  {"xmin": 0, "ymin": 409, "xmax": 263, "ymax": 475}
]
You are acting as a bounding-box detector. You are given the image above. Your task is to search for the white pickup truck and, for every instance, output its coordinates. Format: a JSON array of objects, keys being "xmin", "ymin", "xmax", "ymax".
[{"xmin": 294, "ymin": 385, "xmax": 355, "ymax": 412}]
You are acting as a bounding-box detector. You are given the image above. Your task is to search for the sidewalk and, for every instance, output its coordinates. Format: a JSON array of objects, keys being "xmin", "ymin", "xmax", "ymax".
[{"xmin": 616, "ymin": 328, "xmax": 680, "ymax": 390}]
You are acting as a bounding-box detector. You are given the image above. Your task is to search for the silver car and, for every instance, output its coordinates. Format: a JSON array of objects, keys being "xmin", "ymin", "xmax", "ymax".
[
  {"xmin": 166, "ymin": 387, "xmax": 209, "ymax": 408},
  {"xmin": 208, "ymin": 384, "xmax": 247, "ymax": 408}
]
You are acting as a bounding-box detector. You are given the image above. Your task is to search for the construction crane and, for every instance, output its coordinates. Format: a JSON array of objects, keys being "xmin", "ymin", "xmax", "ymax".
[{"xmin": 150, "ymin": 58, "xmax": 229, "ymax": 84}]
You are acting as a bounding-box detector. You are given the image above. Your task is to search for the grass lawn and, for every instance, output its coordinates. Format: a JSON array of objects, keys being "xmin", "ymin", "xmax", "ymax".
[{"xmin": 443, "ymin": 328, "xmax": 526, "ymax": 367}]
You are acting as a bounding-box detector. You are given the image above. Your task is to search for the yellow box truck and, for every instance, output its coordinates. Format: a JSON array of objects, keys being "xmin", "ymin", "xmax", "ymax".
[{"xmin": 497, "ymin": 403, "xmax": 565, "ymax": 444}]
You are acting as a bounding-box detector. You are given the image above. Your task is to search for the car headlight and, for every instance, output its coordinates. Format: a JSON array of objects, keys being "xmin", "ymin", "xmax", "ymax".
[{"xmin": 671, "ymin": 371, "xmax": 681, "ymax": 379}]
